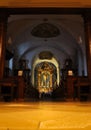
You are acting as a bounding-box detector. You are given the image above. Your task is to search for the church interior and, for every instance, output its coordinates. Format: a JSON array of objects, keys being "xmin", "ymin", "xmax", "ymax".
[
  {"xmin": 1, "ymin": 11, "xmax": 90, "ymax": 102},
  {"xmin": 0, "ymin": 1, "xmax": 91, "ymax": 129}
]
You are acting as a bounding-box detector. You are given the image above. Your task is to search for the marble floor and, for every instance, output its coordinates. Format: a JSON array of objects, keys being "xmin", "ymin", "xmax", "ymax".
[{"xmin": 0, "ymin": 101, "xmax": 91, "ymax": 130}]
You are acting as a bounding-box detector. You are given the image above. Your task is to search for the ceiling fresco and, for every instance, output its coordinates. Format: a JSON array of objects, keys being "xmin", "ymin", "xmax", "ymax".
[{"xmin": 31, "ymin": 22, "xmax": 60, "ymax": 38}]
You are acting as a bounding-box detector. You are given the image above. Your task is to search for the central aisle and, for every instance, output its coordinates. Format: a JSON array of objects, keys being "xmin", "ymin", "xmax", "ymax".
[{"xmin": 0, "ymin": 101, "xmax": 91, "ymax": 130}]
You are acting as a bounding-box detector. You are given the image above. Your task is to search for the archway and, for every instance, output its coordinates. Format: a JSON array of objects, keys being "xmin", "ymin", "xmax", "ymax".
[{"xmin": 31, "ymin": 51, "xmax": 60, "ymax": 91}]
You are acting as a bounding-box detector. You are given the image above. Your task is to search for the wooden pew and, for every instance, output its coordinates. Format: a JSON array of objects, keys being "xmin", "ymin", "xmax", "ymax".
[
  {"xmin": 75, "ymin": 77, "xmax": 91, "ymax": 101},
  {"xmin": 0, "ymin": 77, "xmax": 18, "ymax": 101},
  {"xmin": 0, "ymin": 76, "xmax": 25, "ymax": 101}
]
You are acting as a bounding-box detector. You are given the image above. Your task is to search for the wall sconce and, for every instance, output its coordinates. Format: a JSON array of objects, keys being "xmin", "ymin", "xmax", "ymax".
[
  {"xmin": 18, "ymin": 70, "xmax": 23, "ymax": 76},
  {"xmin": 8, "ymin": 37, "xmax": 12, "ymax": 44},
  {"xmin": 68, "ymin": 70, "xmax": 73, "ymax": 76}
]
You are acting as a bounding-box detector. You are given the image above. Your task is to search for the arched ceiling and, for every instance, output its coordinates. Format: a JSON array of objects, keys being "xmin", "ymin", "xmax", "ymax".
[{"xmin": 7, "ymin": 14, "xmax": 86, "ymax": 69}]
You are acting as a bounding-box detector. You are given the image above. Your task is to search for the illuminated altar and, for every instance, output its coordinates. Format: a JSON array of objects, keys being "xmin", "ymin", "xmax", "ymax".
[{"xmin": 36, "ymin": 62, "xmax": 55, "ymax": 93}]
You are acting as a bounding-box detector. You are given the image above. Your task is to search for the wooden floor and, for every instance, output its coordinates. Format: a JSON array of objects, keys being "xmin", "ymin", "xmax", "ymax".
[{"xmin": 0, "ymin": 101, "xmax": 91, "ymax": 130}]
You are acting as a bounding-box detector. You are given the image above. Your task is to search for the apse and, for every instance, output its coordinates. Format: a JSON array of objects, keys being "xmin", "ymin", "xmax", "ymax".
[{"xmin": 31, "ymin": 51, "xmax": 60, "ymax": 88}]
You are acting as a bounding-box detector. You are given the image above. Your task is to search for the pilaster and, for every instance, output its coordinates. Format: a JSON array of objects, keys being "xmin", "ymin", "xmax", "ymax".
[{"xmin": 0, "ymin": 11, "xmax": 8, "ymax": 79}]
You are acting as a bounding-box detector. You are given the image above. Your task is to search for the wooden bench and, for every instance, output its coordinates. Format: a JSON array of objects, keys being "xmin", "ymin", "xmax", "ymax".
[
  {"xmin": 74, "ymin": 77, "xmax": 91, "ymax": 101},
  {"xmin": 0, "ymin": 77, "xmax": 18, "ymax": 101}
]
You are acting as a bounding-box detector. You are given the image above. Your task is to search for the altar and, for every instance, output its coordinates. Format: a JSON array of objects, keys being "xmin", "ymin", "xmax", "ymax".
[{"xmin": 36, "ymin": 62, "xmax": 56, "ymax": 93}]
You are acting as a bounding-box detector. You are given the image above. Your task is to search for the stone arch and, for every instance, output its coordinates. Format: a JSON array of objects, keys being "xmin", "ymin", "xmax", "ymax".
[{"xmin": 31, "ymin": 51, "xmax": 60, "ymax": 88}]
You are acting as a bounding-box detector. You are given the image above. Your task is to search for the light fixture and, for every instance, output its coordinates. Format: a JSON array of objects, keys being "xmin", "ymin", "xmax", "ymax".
[
  {"xmin": 18, "ymin": 70, "xmax": 23, "ymax": 76},
  {"xmin": 78, "ymin": 36, "xmax": 82, "ymax": 44},
  {"xmin": 8, "ymin": 37, "xmax": 12, "ymax": 44},
  {"xmin": 68, "ymin": 70, "xmax": 73, "ymax": 76}
]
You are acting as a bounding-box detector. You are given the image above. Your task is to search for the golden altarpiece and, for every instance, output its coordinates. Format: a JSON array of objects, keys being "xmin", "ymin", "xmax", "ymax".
[{"xmin": 35, "ymin": 62, "xmax": 57, "ymax": 94}]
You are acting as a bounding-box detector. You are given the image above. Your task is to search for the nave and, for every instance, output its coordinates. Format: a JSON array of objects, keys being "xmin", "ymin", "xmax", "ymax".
[{"xmin": 0, "ymin": 101, "xmax": 91, "ymax": 130}]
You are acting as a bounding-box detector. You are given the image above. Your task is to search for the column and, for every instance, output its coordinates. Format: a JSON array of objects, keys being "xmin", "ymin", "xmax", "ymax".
[
  {"xmin": 84, "ymin": 14, "xmax": 91, "ymax": 80},
  {"xmin": 18, "ymin": 76, "xmax": 25, "ymax": 101},
  {"xmin": 0, "ymin": 11, "xmax": 8, "ymax": 80},
  {"xmin": 83, "ymin": 13, "xmax": 91, "ymax": 100}
]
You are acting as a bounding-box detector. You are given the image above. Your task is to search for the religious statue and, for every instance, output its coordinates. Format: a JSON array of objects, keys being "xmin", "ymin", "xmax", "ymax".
[{"xmin": 41, "ymin": 71, "xmax": 50, "ymax": 87}]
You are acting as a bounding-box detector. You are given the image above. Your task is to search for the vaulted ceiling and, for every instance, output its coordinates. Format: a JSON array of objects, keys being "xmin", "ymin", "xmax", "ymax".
[{"xmin": 6, "ymin": 14, "xmax": 87, "ymax": 75}]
